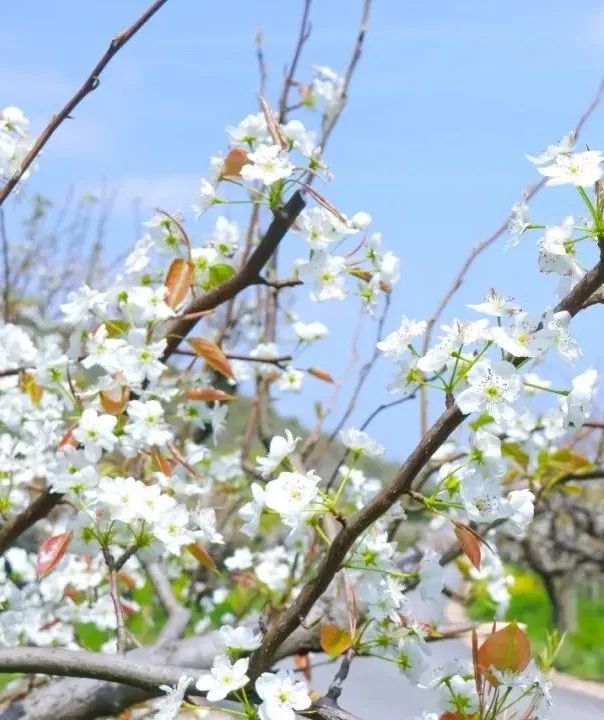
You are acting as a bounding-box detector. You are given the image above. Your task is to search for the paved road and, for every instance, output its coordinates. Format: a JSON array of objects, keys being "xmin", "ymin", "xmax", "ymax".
[{"xmin": 287, "ymin": 642, "xmax": 604, "ymax": 719}]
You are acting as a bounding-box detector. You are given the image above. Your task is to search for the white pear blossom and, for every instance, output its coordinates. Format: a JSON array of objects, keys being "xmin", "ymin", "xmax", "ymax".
[
  {"xmin": 537, "ymin": 216, "xmax": 580, "ymax": 277},
  {"xmin": 227, "ymin": 112, "xmax": 270, "ymax": 146},
  {"xmin": 294, "ymin": 207, "xmax": 342, "ymax": 249},
  {"xmin": 507, "ymin": 200, "xmax": 530, "ymax": 244},
  {"xmin": 194, "ymin": 178, "xmax": 218, "ymax": 216},
  {"xmin": 264, "ymin": 470, "xmax": 319, "ymax": 526},
  {"xmin": 240, "ymin": 144, "xmax": 294, "ymax": 185},
  {"xmin": 505, "ymin": 489, "xmax": 535, "ymax": 539},
  {"xmin": 377, "ymin": 316, "xmax": 427, "ymax": 357},
  {"xmin": 396, "ymin": 636, "xmax": 429, "ymax": 683},
  {"xmin": 292, "ymin": 320, "xmax": 328, "ymax": 342},
  {"xmin": 60, "ymin": 285, "xmax": 108, "ymax": 326},
  {"xmin": 72, "ymin": 408, "xmax": 117, "ymax": 463},
  {"xmin": 542, "ymin": 310, "xmax": 581, "ymax": 361},
  {"xmin": 256, "ymin": 430, "xmax": 299, "ymax": 477},
  {"xmin": 461, "ymin": 473, "xmax": 508, "ymax": 523},
  {"xmin": 526, "ymin": 130, "xmax": 575, "ymax": 165},
  {"xmin": 255, "ymin": 670, "xmax": 311, "ymax": 720},
  {"xmin": 195, "ymin": 654, "xmax": 249, "ymax": 701},
  {"xmin": 124, "ymin": 400, "xmax": 173, "ymax": 447},
  {"xmin": 239, "ymin": 482, "xmax": 266, "ymax": 536},
  {"xmin": 278, "ymin": 366, "xmax": 304, "ymax": 392},
  {"xmin": 224, "ymin": 547, "xmax": 254, "ymax": 571},
  {"xmin": 456, "ymin": 359, "xmax": 521, "ymax": 422},
  {"xmin": 438, "ymin": 675, "xmax": 479, "ymax": 716},
  {"xmin": 296, "ymin": 251, "xmax": 347, "ymax": 301},
  {"xmin": 312, "ymin": 65, "xmax": 344, "ymax": 119},
  {"xmin": 154, "ymin": 675, "xmax": 192, "ymax": 720},
  {"xmin": 538, "ymin": 150, "xmax": 603, "ymax": 187},
  {"xmin": 490, "ymin": 313, "xmax": 547, "ymax": 358},
  {"xmin": 217, "ymin": 624, "xmax": 262, "ymax": 651},
  {"xmin": 340, "ymin": 428, "xmax": 385, "ymax": 458},
  {"xmin": 562, "ymin": 368, "xmax": 598, "ymax": 427},
  {"xmin": 468, "ymin": 289, "xmax": 520, "ymax": 317}
]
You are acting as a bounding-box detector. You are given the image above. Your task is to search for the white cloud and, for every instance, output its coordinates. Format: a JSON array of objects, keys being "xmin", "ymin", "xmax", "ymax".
[{"xmin": 110, "ymin": 172, "xmax": 200, "ymax": 214}]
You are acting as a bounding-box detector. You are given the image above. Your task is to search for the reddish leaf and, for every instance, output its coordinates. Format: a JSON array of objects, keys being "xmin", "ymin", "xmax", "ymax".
[
  {"xmin": 477, "ymin": 622, "xmax": 531, "ymax": 683},
  {"xmin": 307, "ymin": 367, "xmax": 334, "ymax": 384},
  {"xmin": 117, "ymin": 571, "xmax": 137, "ymax": 590},
  {"xmin": 150, "ymin": 447, "xmax": 175, "ymax": 477},
  {"xmin": 99, "ymin": 387, "xmax": 129, "ymax": 415},
  {"xmin": 454, "ymin": 523, "xmax": 482, "ymax": 570},
  {"xmin": 320, "ymin": 623, "xmax": 352, "ymax": 659},
  {"xmin": 186, "ymin": 543, "xmax": 218, "ymax": 574},
  {"xmin": 37, "ymin": 532, "xmax": 73, "ymax": 579},
  {"xmin": 293, "ymin": 652, "xmax": 312, "ymax": 681},
  {"xmin": 221, "ymin": 148, "xmax": 249, "ymax": 178},
  {"xmin": 186, "ymin": 388, "xmax": 235, "ymax": 402},
  {"xmin": 58, "ymin": 425, "xmax": 77, "ymax": 449},
  {"xmin": 165, "ymin": 258, "xmax": 194, "ymax": 309},
  {"xmin": 187, "ymin": 338, "xmax": 235, "ymax": 380}
]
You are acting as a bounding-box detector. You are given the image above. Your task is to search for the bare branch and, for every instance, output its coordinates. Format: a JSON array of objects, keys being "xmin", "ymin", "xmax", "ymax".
[
  {"xmin": 279, "ymin": 0, "xmax": 313, "ymax": 122},
  {"xmin": 0, "ymin": 0, "xmax": 171, "ymax": 206}
]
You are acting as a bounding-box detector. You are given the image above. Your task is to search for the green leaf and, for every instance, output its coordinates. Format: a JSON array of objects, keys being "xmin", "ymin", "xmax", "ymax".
[
  {"xmin": 502, "ymin": 442, "xmax": 529, "ymax": 469},
  {"xmin": 208, "ymin": 263, "xmax": 235, "ymax": 288},
  {"xmin": 469, "ymin": 413, "xmax": 494, "ymax": 432}
]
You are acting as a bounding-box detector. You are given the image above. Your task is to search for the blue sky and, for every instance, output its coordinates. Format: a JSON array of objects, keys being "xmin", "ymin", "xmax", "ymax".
[{"xmin": 3, "ymin": 1, "xmax": 604, "ymax": 460}]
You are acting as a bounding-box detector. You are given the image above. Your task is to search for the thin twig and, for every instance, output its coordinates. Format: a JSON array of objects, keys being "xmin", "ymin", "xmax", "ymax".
[
  {"xmin": 0, "ymin": 0, "xmax": 171, "ymax": 206},
  {"xmin": 255, "ymin": 30, "xmax": 268, "ymax": 98},
  {"xmin": 109, "ymin": 567, "xmax": 127, "ymax": 654},
  {"xmin": 279, "ymin": 0, "xmax": 313, "ymax": 122},
  {"xmin": 419, "ymin": 75, "xmax": 604, "ymax": 434}
]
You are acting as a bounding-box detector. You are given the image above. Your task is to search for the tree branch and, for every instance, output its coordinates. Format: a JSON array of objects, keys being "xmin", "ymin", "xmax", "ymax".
[
  {"xmin": 419, "ymin": 75, "xmax": 604, "ymax": 434},
  {"xmin": 0, "ymin": 627, "xmax": 321, "ymax": 720},
  {"xmin": 161, "ymin": 190, "xmax": 305, "ymax": 361},
  {"xmin": 0, "ymin": 488, "xmax": 62, "ymax": 556},
  {"xmin": 0, "ymin": 0, "xmax": 171, "ymax": 206},
  {"xmin": 249, "ymin": 243, "xmax": 604, "ymax": 680}
]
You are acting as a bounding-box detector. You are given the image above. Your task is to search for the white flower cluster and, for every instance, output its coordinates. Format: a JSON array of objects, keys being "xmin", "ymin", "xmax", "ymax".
[{"xmin": 0, "ymin": 106, "xmax": 33, "ymax": 185}]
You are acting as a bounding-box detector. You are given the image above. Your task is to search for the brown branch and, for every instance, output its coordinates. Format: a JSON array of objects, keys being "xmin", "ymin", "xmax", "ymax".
[
  {"xmin": 161, "ymin": 190, "xmax": 305, "ymax": 361},
  {"xmin": 101, "ymin": 547, "xmax": 128, "ymax": 654},
  {"xmin": 0, "ymin": 0, "xmax": 171, "ymax": 207},
  {"xmin": 419, "ymin": 75, "xmax": 604, "ymax": 434},
  {"xmin": 314, "ymin": 0, "xmax": 372, "ymax": 158},
  {"xmin": 249, "ymin": 402, "xmax": 466, "ymax": 679},
  {"xmin": 0, "ymin": 626, "xmax": 322, "ymax": 720},
  {"xmin": 279, "ymin": 0, "xmax": 313, "ymax": 122},
  {"xmin": 255, "ymin": 30, "xmax": 268, "ymax": 98},
  {"xmin": 249, "ymin": 243, "xmax": 604, "ymax": 680},
  {"xmin": 0, "ymin": 488, "xmax": 62, "ymax": 556}
]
